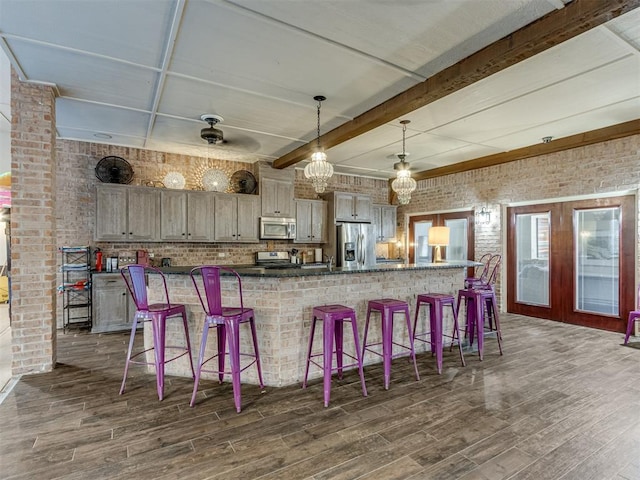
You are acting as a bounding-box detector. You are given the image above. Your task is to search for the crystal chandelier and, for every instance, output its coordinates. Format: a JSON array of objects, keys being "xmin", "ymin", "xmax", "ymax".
[
  {"xmin": 304, "ymin": 95, "xmax": 333, "ymax": 193},
  {"xmin": 391, "ymin": 120, "xmax": 417, "ymax": 205}
]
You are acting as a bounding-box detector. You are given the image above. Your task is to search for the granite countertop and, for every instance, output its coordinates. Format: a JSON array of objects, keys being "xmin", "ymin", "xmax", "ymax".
[{"xmin": 91, "ymin": 260, "xmax": 478, "ymax": 278}]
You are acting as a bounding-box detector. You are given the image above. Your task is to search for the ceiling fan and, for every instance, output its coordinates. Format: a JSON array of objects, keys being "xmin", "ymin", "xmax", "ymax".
[{"xmin": 200, "ymin": 114, "xmax": 224, "ymax": 144}]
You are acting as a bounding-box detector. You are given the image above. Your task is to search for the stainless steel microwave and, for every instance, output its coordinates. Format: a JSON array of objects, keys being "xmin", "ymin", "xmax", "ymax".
[{"xmin": 259, "ymin": 217, "xmax": 296, "ymax": 240}]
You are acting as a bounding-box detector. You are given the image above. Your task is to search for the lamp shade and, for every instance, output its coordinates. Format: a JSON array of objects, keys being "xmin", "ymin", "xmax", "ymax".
[{"xmin": 428, "ymin": 226, "xmax": 450, "ymax": 246}]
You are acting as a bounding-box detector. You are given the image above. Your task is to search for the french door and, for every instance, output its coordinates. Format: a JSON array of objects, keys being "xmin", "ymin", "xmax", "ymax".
[
  {"xmin": 507, "ymin": 195, "xmax": 635, "ymax": 332},
  {"xmin": 408, "ymin": 211, "xmax": 475, "ymax": 276}
]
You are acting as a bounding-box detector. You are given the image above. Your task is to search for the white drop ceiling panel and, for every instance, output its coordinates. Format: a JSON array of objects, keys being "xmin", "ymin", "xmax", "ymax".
[
  {"xmin": 0, "ymin": 1, "xmax": 636, "ymax": 181},
  {"xmin": 0, "ymin": 0, "xmax": 174, "ymax": 67},
  {"xmin": 55, "ymin": 99, "xmax": 151, "ymax": 138}
]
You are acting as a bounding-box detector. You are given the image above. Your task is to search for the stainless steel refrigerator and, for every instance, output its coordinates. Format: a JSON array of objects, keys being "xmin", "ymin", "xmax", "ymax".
[{"xmin": 336, "ymin": 223, "xmax": 376, "ymax": 268}]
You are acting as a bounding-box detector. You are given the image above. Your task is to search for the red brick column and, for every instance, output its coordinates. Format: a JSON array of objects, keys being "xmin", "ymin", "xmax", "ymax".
[{"xmin": 10, "ymin": 69, "xmax": 57, "ymax": 374}]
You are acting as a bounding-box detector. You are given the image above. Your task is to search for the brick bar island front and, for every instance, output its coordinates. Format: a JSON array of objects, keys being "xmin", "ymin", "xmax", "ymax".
[{"xmin": 146, "ymin": 262, "xmax": 477, "ymax": 387}]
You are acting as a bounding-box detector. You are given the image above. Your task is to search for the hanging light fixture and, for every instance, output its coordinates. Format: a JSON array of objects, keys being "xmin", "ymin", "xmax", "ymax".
[
  {"xmin": 304, "ymin": 95, "xmax": 333, "ymax": 194},
  {"xmin": 391, "ymin": 120, "xmax": 417, "ymax": 205}
]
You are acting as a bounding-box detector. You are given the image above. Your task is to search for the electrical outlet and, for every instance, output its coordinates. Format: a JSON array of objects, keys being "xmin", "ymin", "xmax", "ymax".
[
  {"xmin": 218, "ymin": 252, "xmax": 225, "ymax": 257},
  {"xmin": 148, "ymin": 252, "xmax": 155, "ymax": 258}
]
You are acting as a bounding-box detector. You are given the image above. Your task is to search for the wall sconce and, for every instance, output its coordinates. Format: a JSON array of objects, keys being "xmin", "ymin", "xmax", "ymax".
[
  {"xmin": 478, "ymin": 206, "xmax": 491, "ymax": 225},
  {"xmin": 428, "ymin": 226, "xmax": 450, "ymax": 263}
]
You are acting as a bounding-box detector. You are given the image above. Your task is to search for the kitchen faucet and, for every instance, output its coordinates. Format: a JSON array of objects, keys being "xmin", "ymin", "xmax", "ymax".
[{"xmin": 324, "ymin": 254, "xmax": 334, "ymax": 270}]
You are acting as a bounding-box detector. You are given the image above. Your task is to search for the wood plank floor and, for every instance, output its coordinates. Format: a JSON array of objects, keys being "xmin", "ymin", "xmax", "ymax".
[{"xmin": 1, "ymin": 313, "xmax": 639, "ymax": 480}]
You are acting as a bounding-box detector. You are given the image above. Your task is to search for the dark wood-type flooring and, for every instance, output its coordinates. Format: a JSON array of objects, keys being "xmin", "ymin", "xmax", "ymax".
[{"xmin": 1, "ymin": 313, "xmax": 639, "ymax": 480}]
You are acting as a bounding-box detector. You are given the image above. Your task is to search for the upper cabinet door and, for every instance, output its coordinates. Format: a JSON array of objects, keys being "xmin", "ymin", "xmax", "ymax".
[
  {"xmin": 310, "ymin": 200, "xmax": 327, "ymax": 243},
  {"xmin": 128, "ymin": 188, "xmax": 160, "ymax": 241},
  {"xmin": 95, "ymin": 185, "xmax": 128, "ymax": 241},
  {"xmin": 380, "ymin": 205, "xmax": 397, "ymax": 241},
  {"xmin": 186, "ymin": 192, "xmax": 214, "ymax": 242},
  {"xmin": 160, "ymin": 190, "xmax": 188, "ymax": 241},
  {"xmin": 236, "ymin": 195, "xmax": 260, "ymax": 242},
  {"xmin": 353, "ymin": 195, "xmax": 371, "ymax": 222},
  {"xmin": 213, "ymin": 194, "xmax": 237, "ymax": 242},
  {"xmin": 332, "ymin": 192, "xmax": 372, "ymax": 222},
  {"xmin": 261, "ymin": 177, "xmax": 294, "ymax": 218}
]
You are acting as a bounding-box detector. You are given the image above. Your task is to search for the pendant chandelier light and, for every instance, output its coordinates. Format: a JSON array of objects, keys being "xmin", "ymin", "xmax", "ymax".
[
  {"xmin": 304, "ymin": 95, "xmax": 333, "ymax": 194},
  {"xmin": 391, "ymin": 119, "xmax": 417, "ymax": 205}
]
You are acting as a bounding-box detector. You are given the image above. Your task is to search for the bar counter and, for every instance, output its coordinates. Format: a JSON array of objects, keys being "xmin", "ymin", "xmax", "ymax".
[{"xmin": 146, "ymin": 261, "xmax": 477, "ymax": 387}]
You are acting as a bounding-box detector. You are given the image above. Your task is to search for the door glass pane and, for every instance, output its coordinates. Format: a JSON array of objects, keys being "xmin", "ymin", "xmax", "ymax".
[
  {"xmin": 575, "ymin": 207, "xmax": 619, "ymax": 315},
  {"xmin": 414, "ymin": 221, "xmax": 433, "ymax": 263},
  {"xmin": 444, "ymin": 218, "xmax": 468, "ymax": 261},
  {"xmin": 516, "ymin": 212, "xmax": 550, "ymax": 306}
]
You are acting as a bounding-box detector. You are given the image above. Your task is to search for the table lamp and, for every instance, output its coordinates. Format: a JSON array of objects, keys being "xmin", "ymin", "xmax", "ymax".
[{"xmin": 428, "ymin": 226, "xmax": 450, "ymax": 263}]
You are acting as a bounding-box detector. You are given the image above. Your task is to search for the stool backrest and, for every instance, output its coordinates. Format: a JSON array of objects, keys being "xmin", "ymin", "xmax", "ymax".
[
  {"xmin": 121, "ymin": 264, "xmax": 172, "ymax": 311},
  {"xmin": 190, "ymin": 266, "xmax": 244, "ymax": 316},
  {"xmin": 485, "ymin": 254, "xmax": 502, "ymax": 287},
  {"xmin": 475, "ymin": 253, "xmax": 492, "ymax": 282}
]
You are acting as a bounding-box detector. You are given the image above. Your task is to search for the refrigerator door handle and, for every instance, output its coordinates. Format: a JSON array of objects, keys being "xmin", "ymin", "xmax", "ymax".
[{"xmin": 359, "ymin": 232, "xmax": 364, "ymax": 266}]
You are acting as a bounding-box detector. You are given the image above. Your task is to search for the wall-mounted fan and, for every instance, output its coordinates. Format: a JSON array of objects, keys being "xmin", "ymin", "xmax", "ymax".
[
  {"xmin": 95, "ymin": 156, "xmax": 134, "ymax": 184},
  {"xmin": 230, "ymin": 170, "xmax": 257, "ymax": 194}
]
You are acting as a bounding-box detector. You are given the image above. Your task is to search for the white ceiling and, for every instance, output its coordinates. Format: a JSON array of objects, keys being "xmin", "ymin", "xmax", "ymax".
[{"xmin": 0, "ymin": 0, "xmax": 638, "ymax": 179}]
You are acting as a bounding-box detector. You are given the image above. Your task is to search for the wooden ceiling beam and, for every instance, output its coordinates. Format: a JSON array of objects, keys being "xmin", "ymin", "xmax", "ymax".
[
  {"xmin": 272, "ymin": 0, "xmax": 640, "ymax": 170},
  {"xmin": 412, "ymin": 119, "xmax": 640, "ymax": 182}
]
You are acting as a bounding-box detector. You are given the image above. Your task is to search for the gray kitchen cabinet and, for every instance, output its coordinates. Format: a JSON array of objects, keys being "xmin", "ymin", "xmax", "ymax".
[
  {"xmin": 295, "ymin": 199, "xmax": 327, "ymax": 243},
  {"xmin": 261, "ymin": 177, "xmax": 295, "ymax": 217},
  {"xmin": 214, "ymin": 194, "xmax": 260, "ymax": 242},
  {"xmin": 92, "ymin": 274, "xmax": 137, "ymax": 333},
  {"xmin": 372, "ymin": 204, "xmax": 397, "ymax": 242},
  {"xmin": 259, "ymin": 163, "xmax": 295, "ymax": 218},
  {"xmin": 330, "ymin": 192, "xmax": 372, "ymax": 223},
  {"xmin": 160, "ymin": 190, "xmax": 214, "ymax": 242},
  {"xmin": 95, "ymin": 185, "xmax": 160, "ymax": 242}
]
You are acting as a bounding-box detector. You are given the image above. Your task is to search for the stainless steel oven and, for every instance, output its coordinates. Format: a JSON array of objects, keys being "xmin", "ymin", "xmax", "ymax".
[{"xmin": 259, "ymin": 217, "xmax": 296, "ymax": 240}]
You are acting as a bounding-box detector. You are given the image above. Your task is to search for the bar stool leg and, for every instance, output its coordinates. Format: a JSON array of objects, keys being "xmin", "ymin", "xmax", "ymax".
[
  {"xmin": 190, "ymin": 322, "xmax": 210, "ymax": 407},
  {"xmin": 217, "ymin": 324, "xmax": 226, "ymax": 384},
  {"xmin": 302, "ymin": 315, "xmax": 318, "ymax": 389},
  {"xmin": 249, "ymin": 316, "xmax": 265, "ymax": 388},
  {"xmin": 403, "ymin": 305, "xmax": 420, "ymax": 381},
  {"xmin": 225, "ymin": 318, "xmax": 242, "ymax": 413},
  {"xmin": 348, "ymin": 311, "xmax": 368, "ymax": 399},
  {"xmin": 335, "ymin": 319, "xmax": 344, "ymax": 379},
  {"xmin": 120, "ymin": 314, "xmax": 139, "ymax": 395},
  {"xmin": 474, "ymin": 292, "xmax": 484, "ymax": 360},
  {"xmin": 181, "ymin": 311, "xmax": 196, "ymax": 379},
  {"xmin": 153, "ymin": 316, "xmax": 165, "ymax": 401},
  {"xmin": 323, "ymin": 316, "xmax": 334, "ymax": 407},
  {"xmin": 450, "ymin": 302, "xmax": 466, "ymax": 367},
  {"xmin": 381, "ymin": 307, "xmax": 393, "ymax": 390},
  {"xmin": 429, "ymin": 301, "xmax": 443, "ymax": 374}
]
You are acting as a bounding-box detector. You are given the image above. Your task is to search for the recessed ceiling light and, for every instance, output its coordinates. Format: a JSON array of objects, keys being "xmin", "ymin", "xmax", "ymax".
[{"xmin": 94, "ymin": 133, "xmax": 112, "ymax": 139}]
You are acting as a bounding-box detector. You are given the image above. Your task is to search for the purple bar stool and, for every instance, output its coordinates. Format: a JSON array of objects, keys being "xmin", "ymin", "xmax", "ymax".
[
  {"xmin": 413, "ymin": 293, "xmax": 466, "ymax": 374},
  {"xmin": 303, "ymin": 304, "xmax": 367, "ymax": 407},
  {"xmin": 362, "ymin": 298, "xmax": 420, "ymax": 390},
  {"xmin": 189, "ymin": 266, "xmax": 264, "ymax": 413},
  {"xmin": 456, "ymin": 287, "xmax": 503, "ymax": 360},
  {"xmin": 120, "ymin": 265, "xmax": 195, "ymax": 401},
  {"xmin": 623, "ymin": 284, "xmax": 640, "ymax": 345}
]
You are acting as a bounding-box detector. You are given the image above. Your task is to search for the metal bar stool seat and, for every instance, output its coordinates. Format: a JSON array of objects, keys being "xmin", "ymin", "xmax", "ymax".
[
  {"xmin": 362, "ymin": 298, "xmax": 420, "ymax": 390},
  {"xmin": 413, "ymin": 293, "xmax": 466, "ymax": 374},
  {"xmin": 302, "ymin": 304, "xmax": 367, "ymax": 407},
  {"xmin": 119, "ymin": 264, "xmax": 195, "ymax": 401},
  {"xmin": 189, "ymin": 266, "xmax": 264, "ymax": 413}
]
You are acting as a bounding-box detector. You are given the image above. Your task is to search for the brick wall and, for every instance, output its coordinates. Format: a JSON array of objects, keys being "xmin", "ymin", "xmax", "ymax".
[
  {"xmin": 10, "ymin": 70, "xmax": 57, "ymax": 374},
  {"xmin": 396, "ymin": 135, "xmax": 640, "ymax": 260}
]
